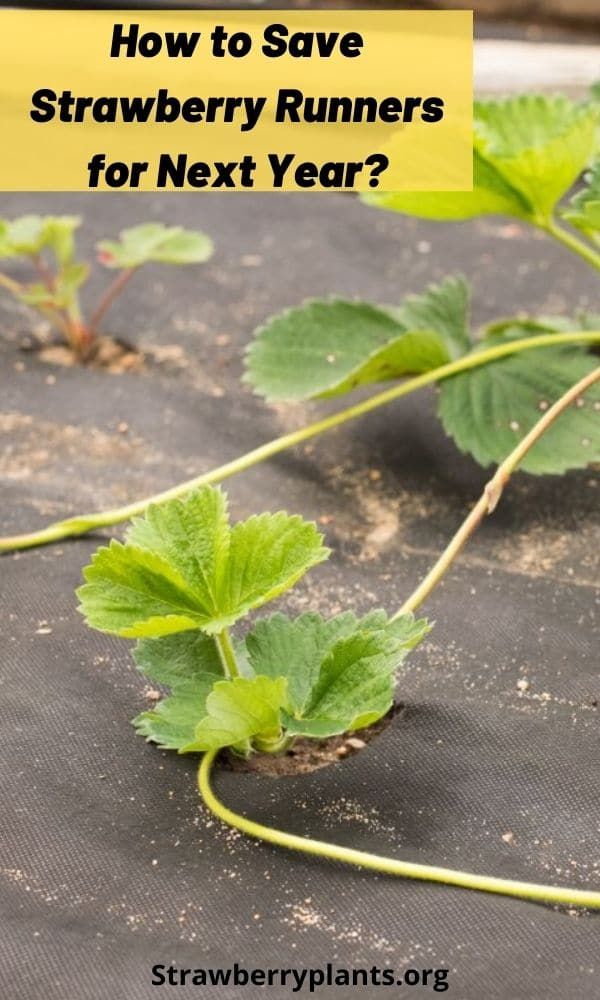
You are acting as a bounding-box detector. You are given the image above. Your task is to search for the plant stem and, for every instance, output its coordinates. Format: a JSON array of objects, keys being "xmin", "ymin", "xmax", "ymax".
[
  {"xmin": 89, "ymin": 267, "xmax": 136, "ymax": 335},
  {"xmin": 198, "ymin": 750, "xmax": 600, "ymax": 909},
  {"xmin": 197, "ymin": 367, "xmax": 600, "ymax": 910},
  {"xmin": 544, "ymin": 218, "xmax": 600, "ymax": 273},
  {"xmin": 394, "ymin": 365, "xmax": 600, "ymax": 618},
  {"xmin": 39, "ymin": 305, "xmax": 73, "ymax": 342},
  {"xmin": 29, "ymin": 253, "xmax": 93, "ymax": 359},
  {"xmin": 253, "ymin": 733, "xmax": 295, "ymax": 754},
  {"xmin": 0, "ymin": 267, "xmax": 80, "ymax": 351},
  {"xmin": 31, "ymin": 253, "xmax": 56, "ymax": 293},
  {"xmin": 1, "ymin": 329, "xmax": 599, "ymax": 555},
  {"xmin": 216, "ymin": 629, "xmax": 240, "ymax": 679}
]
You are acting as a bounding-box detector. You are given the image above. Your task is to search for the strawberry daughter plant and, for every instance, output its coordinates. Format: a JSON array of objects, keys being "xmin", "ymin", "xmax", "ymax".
[
  {"xmin": 77, "ymin": 362, "xmax": 600, "ymax": 910},
  {"xmin": 0, "ymin": 215, "xmax": 213, "ymax": 360}
]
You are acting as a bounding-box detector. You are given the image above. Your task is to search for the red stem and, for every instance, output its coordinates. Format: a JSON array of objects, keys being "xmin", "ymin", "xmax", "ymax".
[
  {"xmin": 32, "ymin": 254, "xmax": 56, "ymax": 293},
  {"xmin": 89, "ymin": 268, "xmax": 136, "ymax": 335}
]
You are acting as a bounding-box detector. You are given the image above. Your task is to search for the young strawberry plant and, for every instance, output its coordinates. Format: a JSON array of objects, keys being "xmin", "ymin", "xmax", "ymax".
[
  {"xmin": 77, "ymin": 485, "xmax": 427, "ymax": 754},
  {"xmin": 1, "ymin": 91, "xmax": 600, "ymax": 555},
  {"xmin": 77, "ymin": 364, "xmax": 600, "ymax": 909},
  {"xmin": 0, "ymin": 216, "xmax": 213, "ymax": 360}
]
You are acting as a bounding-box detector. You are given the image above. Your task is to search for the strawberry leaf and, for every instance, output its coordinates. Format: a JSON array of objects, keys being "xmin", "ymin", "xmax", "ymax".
[
  {"xmin": 474, "ymin": 96, "xmax": 597, "ymax": 222},
  {"xmin": 245, "ymin": 610, "xmax": 374, "ymax": 711},
  {"xmin": 397, "ymin": 275, "xmax": 471, "ymax": 358},
  {"xmin": 244, "ymin": 277, "xmax": 469, "ymax": 402},
  {"xmin": 245, "ymin": 610, "xmax": 430, "ymax": 738},
  {"xmin": 20, "ymin": 262, "xmax": 89, "ymax": 310},
  {"xmin": 126, "ymin": 485, "xmax": 231, "ymax": 614},
  {"xmin": 224, "ymin": 511, "xmax": 328, "ymax": 613},
  {"xmin": 131, "ymin": 611, "xmax": 429, "ymax": 752},
  {"xmin": 133, "ymin": 632, "xmax": 224, "ymax": 749},
  {"xmin": 182, "ymin": 676, "xmax": 288, "ymax": 753},
  {"xmin": 77, "ymin": 486, "xmax": 329, "ymax": 638},
  {"xmin": 561, "ymin": 161, "xmax": 600, "ymax": 246},
  {"xmin": 363, "ymin": 149, "xmax": 530, "ymax": 222},
  {"xmin": 438, "ymin": 325, "xmax": 600, "ymax": 474},
  {"xmin": 134, "ymin": 630, "xmax": 224, "ymax": 687},
  {"xmin": 282, "ymin": 632, "xmax": 399, "ymax": 738},
  {"xmin": 364, "ymin": 96, "xmax": 598, "ymax": 226},
  {"xmin": 0, "ymin": 214, "xmax": 81, "ymax": 260},
  {"xmin": 42, "ymin": 217, "xmax": 80, "ymax": 265},
  {"xmin": 77, "ymin": 541, "xmax": 208, "ymax": 638},
  {"xmin": 97, "ymin": 223, "xmax": 213, "ymax": 269}
]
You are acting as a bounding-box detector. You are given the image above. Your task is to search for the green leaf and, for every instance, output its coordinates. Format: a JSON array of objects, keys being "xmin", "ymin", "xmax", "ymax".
[
  {"xmin": 397, "ymin": 276, "xmax": 471, "ymax": 358},
  {"xmin": 246, "ymin": 610, "xmax": 367, "ymax": 711},
  {"xmin": 183, "ymin": 676, "xmax": 288, "ymax": 752},
  {"xmin": 20, "ymin": 262, "xmax": 90, "ymax": 310},
  {"xmin": 40, "ymin": 217, "xmax": 80, "ymax": 265},
  {"xmin": 18, "ymin": 283, "xmax": 56, "ymax": 308},
  {"xmin": 474, "ymin": 96, "xmax": 597, "ymax": 221},
  {"xmin": 126, "ymin": 485, "xmax": 230, "ymax": 615},
  {"xmin": 244, "ymin": 278, "xmax": 470, "ymax": 402},
  {"xmin": 281, "ymin": 631, "xmax": 403, "ymax": 738},
  {"xmin": 0, "ymin": 214, "xmax": 81, "ymax": 260},
  {"xmin": 134, "ymin": 630, "xmax": 224, "ymax": 687},
  {"xmin": 224, "ymin": 511, "xmax": 329, "ymax": 614},
  {"xmin": 245, "ymin": 300, "xmax": 418, "ymax": 402},
  {"xmin": 363, "ymin": 149, "xmax": 531, "ymax": 222},
  {"xmin": 133, "ymin": 611, "xmax": 430, "ymax": 752},
  {"xmin": 384, "ymin": 612, "xmax": 433, "ymax": 649},
  {"xmin": 246, "ymin": 610, "xmax": 430, "ymax": 738},
  {"xmin": 58, "ymin": 261, "xmax": 89, "ymax": 298},
  {"xmin": 561, "ymin": 161, "xmax": 600, "ymax": 245},
  {"xmin": 77, "ymin": 486, "xmax": 329, "ymax": 638},
  {"xmin": 364, "ymin": 95, "xmax": 598, "ymax": 226},
  {"xmin": 97, "ymin": 223, "xmax": 213, "ymax": 269},
  {"xmin": 77, "ymin": 540, "xmax": 209, "ymax": 638},
  {"xmin": 438, "ymin": 334, "xmax": 600, "ymax": 475},
  {"xmin": 132, "ymin": 632, "xmax": 224, "ymax": 749},
  {"xmin": 0, "ymin": 216, "xmax": 45, "ymax": 257}
]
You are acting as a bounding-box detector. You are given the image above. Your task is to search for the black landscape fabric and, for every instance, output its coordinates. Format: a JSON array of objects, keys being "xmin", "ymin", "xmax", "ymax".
[{"xmin": 1, "ymin": 192, "xmax": 599, "ymax": 999}]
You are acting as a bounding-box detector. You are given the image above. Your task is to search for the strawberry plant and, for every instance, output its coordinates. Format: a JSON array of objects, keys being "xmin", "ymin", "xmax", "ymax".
[
  {"xmin": 0, "ymin": 216, "xmax": 213, "ymax": 360},
  {"xmin": 1, "ymin": 90, "xmax": 600, "ymax": 556},
  {"xmin": 77, "ymin": 485, "xmax": 428, "ymax": 754},
  {"xmin": 77, "ymin": 363, "xmax": 600, "ymax": 909}
]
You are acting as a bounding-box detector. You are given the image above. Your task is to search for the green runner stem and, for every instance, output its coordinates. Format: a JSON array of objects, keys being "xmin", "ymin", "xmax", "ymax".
[
  {"xmin": 544, "ymin": 219, "xmax": 600, "ymax": 273},
  {"xmin": 198, "ymin": 751, "xmax": 600, "ymax": 909},
  {"xmin": 216, "ymin": 629, "xmax": 241, "ymax": 679},
  {"xmin": 2, "ymin": 329, "xmax": 599, "ymax": 554},
  {"xmin": 197, "ymin": 367, "xmax": 600, "ymax": 911},
  {"xmin": 394, "ymin": 365, "xmax": 600, "ymax": 617}
]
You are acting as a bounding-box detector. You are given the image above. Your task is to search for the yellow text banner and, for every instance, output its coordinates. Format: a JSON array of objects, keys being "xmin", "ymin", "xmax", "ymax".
[{"xmin": 0, "ymin": 9, "xmax": 473, "ymax": 192}]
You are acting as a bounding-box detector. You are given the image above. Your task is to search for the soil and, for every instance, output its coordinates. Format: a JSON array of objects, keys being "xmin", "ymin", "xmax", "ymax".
[
  {"xmin": 225, "ymin": 706, "xmax": 402, "ymax": 776},
  {"xmin": 21, "ymin": 330, "xmax": 143, "ymax": 373}
]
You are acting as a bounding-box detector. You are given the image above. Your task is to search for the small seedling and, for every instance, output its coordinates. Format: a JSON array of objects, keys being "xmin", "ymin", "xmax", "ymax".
[
  {"xmin": 77, "ymin": 485, "xmax": 428, "ymax": 755},
  {"xmin": 77, "ymin": 365, "xmax": 600, "ymax": 909},
  {"xmin": 1, "ymin": 91, "xmax": 599, "ymax": 553},
  {"xmin": 0, "ymin": 216, "xmax": 213, "ymax": 360}
]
